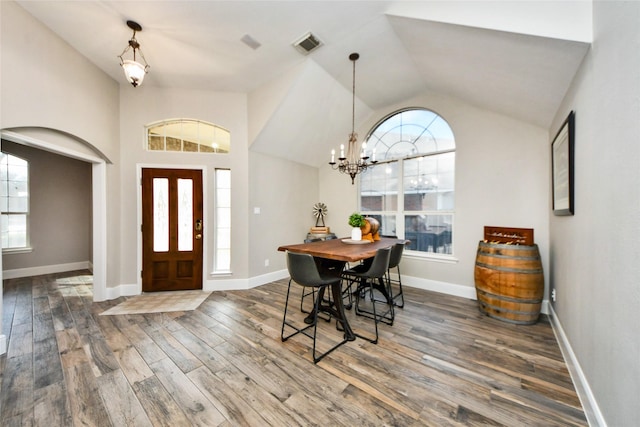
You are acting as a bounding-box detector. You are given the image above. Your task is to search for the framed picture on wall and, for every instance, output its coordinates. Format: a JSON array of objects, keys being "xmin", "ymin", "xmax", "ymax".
[{"xmin": 551, "ymin": 110, "xmax": 575, "ymax": 216}]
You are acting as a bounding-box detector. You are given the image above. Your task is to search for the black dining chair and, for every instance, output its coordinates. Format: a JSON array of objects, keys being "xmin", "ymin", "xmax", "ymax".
[
  {"xmin": 341, "ymin": 246, "xmax": 393, "ymax": 344},
  {"xmin": 281, "ymin": 251, "xmax": 350, "ymax": 363},
  {"xmin": 387, "ymin": 243, "xmax": 405, "ymax": 308}
]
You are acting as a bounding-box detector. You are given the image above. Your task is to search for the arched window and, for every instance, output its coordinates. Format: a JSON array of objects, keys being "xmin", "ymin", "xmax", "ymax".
[
  {"xmin": 1, "ymin": 153, "xmax": 29, "ymax": 250},
  {"xmin": 361, "ymin": 108, "xmax": 455, "ymax": 255},
  {"xmin": 146, "ymin": 119, "xmax": 230, "ymax": 153}
]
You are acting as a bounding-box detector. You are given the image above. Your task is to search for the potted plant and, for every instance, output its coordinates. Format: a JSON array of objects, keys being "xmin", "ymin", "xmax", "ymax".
[{"xmin": 348, "ymin": 212, "xmax": 366, "ymax": 240}]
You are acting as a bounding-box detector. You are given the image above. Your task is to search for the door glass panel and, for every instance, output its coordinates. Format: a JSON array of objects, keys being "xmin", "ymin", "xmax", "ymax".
[
  {"xmin": 178, "ymin": 178, "xmax": 193, "ymax": 251},
  {"xmin": 153, "ymin": 178, "xmax": 169, "ymax": 252}
]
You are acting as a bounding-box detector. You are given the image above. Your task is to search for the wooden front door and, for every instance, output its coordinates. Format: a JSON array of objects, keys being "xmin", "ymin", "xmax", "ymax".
[{"xmin": 142, "ymin": 168, "xmax": 203, "ymax": 292}]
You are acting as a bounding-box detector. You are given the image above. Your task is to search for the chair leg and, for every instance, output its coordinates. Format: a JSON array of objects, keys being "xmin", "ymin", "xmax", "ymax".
[
  {"xmin": 354, "ymin": 278, "xmax": 379, "ymax": 344},
  {"xmin": 282, "ymin": 281, "xmax": 349, "ymax": 364},
  {"xmin": 282, "ymin": 280, "xmax": 316, "ymax": 342},
  {"xmin": 390, "ymin": 265, "xmax": 405, "ymax": 308},
  {"xmin": 300, "ymin": 287, "xmax": 315, "ymax": 314}
]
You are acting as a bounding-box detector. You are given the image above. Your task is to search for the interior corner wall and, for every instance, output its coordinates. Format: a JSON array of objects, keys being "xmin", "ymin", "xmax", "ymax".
[
  {"xmin": 248, "ymin": 151, "xmax": 319, "ymax": 277},
  {"xmin": 548, "ymin": 2, "xmax": 640, "ymax": 426},
  {"xmin": 321, "ymin": 91, "xmax": 549, "ymax": 295}
]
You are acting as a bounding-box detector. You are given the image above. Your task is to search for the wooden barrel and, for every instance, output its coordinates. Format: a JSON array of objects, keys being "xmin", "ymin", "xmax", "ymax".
[{"xmin": 474, "ymin": 241, "xmax": 544, "ymax": 325}]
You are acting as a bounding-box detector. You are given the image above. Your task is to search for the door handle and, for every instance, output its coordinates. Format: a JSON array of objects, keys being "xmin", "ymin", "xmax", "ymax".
[{"xmin": 195, "ymin": 234, "xmax": 202, "ymax": 240}]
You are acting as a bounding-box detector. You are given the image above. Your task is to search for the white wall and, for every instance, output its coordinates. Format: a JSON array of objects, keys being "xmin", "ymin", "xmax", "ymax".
[
  {"xmin": 118, "ymin": 86, "xmax": 250, "ymax": 289},
  {"xmin": 0, "ymin": 1, "xmax": 120, "ymax": 162},
  {"xmin": 549, "ymin": 2, "xmax": 640, "ymax": 425},
  {"xmin": 248, "ymin": 151, "xmax": 319, "ymax": 276},
  {"xmin": 322, "ymin": 90, "xmax": 549, "ymax": 298}
]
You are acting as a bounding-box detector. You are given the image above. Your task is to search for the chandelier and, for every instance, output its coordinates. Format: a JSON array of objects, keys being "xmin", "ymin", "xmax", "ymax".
[
  {"xmin": 329, "ymin": 53, "xmax": 377, "ymax": 184},
  {"xmin": 118, "ymin": 20, "xmax": 150, "ymax": 87}
]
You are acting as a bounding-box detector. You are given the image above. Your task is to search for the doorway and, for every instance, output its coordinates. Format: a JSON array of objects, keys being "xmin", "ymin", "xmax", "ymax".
[{"xmin": 141, "ymin": 168, "xmax": 204, "ymax": 292}]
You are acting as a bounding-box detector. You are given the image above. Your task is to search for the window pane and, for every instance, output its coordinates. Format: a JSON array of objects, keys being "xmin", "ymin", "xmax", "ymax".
[
  {"xmin": 404, "ymin": 152, "xmax": 455, "ymax": 211},
  {"xmin": 8, "ymin": 197, "xmax": 28, "ymax": 212},
  {"xmin": 216, "ymin": 248, "xmax": 231, "ymax": 271},
  {"xmin": 361, "ymin": 161, "xmax": 398, "ymax": 211},
  {"xmin": 363, "ymin": 214, "xmax": 397, "ymax": 237},
  {"xmin": 405, "ymin": 214, "xmax": 453, "ymax": 254},
  {"xmin": 1, "ymin": 153, "xmax": 29, "ymax": 250},
  {"xmin": 214, "ymin": 169, "xmax": 231, "ymax": 273},
  {"xmin": 153, "ymin": 178, "xmax": 169, "ymax": 252},
  {"xmin": 2, "ymin": 214, "xmax": 27, "ymax": 248},
  {"xmin": 217, "ymin": 228, "xmax": 231, "ymax": 248},
  {"xmin": 217, "ymin": 169, "xmax": 231, "ymax": 188},
  {"xmin": 177, "ymin": 178, "xmax": 193, "ymax": 252},
  {"xmin": 366, "ymin": 109, "xmax": 455, "ymax": 161},
  {"xmin": 146, "ymin": 119, "xmax": 231, "ymax": 153},
  {"xmin": 181, "ymin": 121, "xmax": 199, "ymax": 145},
  {"xmin": 148, "ymin": 135, "xmax": 164, "ymax": 151},
  {"xmin": 217, "ymin": 189, "xmax": 231, "ymax": 208},
  {"xmin": 166, "ymin": 137, "xmax": 181, "ymax": 152},
  {"xmin": 217, "ymin": 207, "xmax": 231, "ymax": 228}
]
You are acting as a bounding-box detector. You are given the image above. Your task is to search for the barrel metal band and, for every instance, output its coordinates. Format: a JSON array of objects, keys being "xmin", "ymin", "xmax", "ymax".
[
  {"xmin": 476, "ymin": 288, "xmax": 542, "ymax": 304},
  {"xmin": 475, "ymin": 262, "xmax": 543, "ymax": 274}
]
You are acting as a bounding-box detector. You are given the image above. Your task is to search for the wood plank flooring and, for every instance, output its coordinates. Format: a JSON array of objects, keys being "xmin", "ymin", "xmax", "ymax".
[{"xmin": 0, "ymin": 270, "xmax": 587, "ymax": 426}]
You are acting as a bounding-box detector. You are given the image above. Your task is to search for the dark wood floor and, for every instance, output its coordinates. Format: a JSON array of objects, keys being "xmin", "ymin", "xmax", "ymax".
[{"xmin": 0, "ymin": 270, "xmax": 586, "ymax": 426}]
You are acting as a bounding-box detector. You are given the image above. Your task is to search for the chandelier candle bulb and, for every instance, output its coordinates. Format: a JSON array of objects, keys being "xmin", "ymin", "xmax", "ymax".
[
  {"xmin": 331, "ymin": 149, "xmax": 335, "ymax": 164},
  {"xmin": 340, "ymin": 144, "xmax": 345, "ymax": 159}
]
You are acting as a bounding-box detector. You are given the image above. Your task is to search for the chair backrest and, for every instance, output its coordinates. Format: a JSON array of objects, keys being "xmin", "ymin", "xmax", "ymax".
[
  {"xmin": 286, "ymin": 251, "xmax": 323, "ymax": 287},
  {"xmin": 388, "ymin": 243, "xmax": 404, "ymax": 269},
  {"xmin": 362, "ymin": 247, "xmax": 392, "ymax": 278}
]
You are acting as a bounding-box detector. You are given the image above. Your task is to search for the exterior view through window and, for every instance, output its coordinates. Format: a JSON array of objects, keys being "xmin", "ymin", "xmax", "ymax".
[
  {"xmin": 214, "ymin": 169, "xmax": 231, "ymax": 273},
  {"xmin": 147, "ymin": 119, "xmax": 230, "ymax": 153},
  {"xmin": 1, "ymin": 152, "xmax": 29, "ymax": 250},
  {"xmin": 360, "ymin": 108, "xmax": 455, "ymax": 255}
]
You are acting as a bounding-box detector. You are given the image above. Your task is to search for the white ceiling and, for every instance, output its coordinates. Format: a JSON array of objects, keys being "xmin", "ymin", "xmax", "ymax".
[{"xmin": 15, "ymin": 1, "xmax": 590, "ymax": 167}]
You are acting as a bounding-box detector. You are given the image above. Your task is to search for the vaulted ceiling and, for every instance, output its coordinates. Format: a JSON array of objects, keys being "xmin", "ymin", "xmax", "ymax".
[{"xmin": 16, "ymin": 1, "xmax": 591, "ymax": 167}]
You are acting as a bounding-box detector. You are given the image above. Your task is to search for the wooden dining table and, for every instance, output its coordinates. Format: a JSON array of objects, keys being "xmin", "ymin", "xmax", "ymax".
[
  {"xmin": 278, "ymin": 236, "xmax": 407, "ymax": 263},
  {"xmin": 277, "ymin": 236, "xmax": 408, "ymax": 342}
]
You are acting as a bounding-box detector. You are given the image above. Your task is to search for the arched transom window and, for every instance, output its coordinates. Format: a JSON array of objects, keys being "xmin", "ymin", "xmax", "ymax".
[
  {"xmin": 146, "ymin": 119, "xmax": 230, "ymax": 153},
  {"xmin": 360, "ymin": 108, "xmax": 456, "ymax": 256}
]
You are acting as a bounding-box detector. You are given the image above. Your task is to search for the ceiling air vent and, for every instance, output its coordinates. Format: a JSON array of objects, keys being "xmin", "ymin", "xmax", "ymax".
[{"xmin": 292, "ymin": 32, "xmax": 323, "ymax": 55}]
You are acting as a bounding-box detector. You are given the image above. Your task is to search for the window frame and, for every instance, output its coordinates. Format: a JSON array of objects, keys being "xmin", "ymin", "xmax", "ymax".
[
  {"xmin": 146, "ymin": 118, "xmax": 231, "ymax": 154},
  {"xmin": 1, "ymin": 152, "xmax": 31, "ymax": 253},
  {"xmin": 212, "ymin": 168, "xmax": 232, "ymax": 274},
  {"xmin": 359, "ymin": 108, "xmax": 456, "ymax": 259}
]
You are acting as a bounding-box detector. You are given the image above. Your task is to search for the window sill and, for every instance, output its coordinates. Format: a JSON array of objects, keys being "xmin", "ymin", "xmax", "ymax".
[
  {"xmin": 404, "ymin": 251, "xmax": 458, "ymax": 264},
  {"xmin": 2, "ymin": 247, "xmax": 33, "ymax": 255}
]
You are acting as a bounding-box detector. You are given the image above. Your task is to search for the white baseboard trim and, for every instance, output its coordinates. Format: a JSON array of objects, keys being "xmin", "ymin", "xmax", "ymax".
[
  {"xmin": 247, "ymin": 269, "xmax": 290, "ymax": 288},
  {"xmin": 105, "ymin": 283, "xmax": 140, "ymax": 300},
  {"xmin": 549, "ymin": 304, "xmax": 606, "ymax": 427},
  {"xmin": 100, "ymin": 271, "xmax": 551, "ymax": 318},
  {"xmin": 402, "ymin": 275, "xmax": 477, "ymax": 300},
  {"xmin": 2, "ymin": 261, "xmax": 92, "ymax": 279},
  {"xmin": 102, "ymin": 270, "xmax": 291, "ymax": 300},
  {"xmin": 0, "ymin": 334, "xmax": 6, "ymax": 355}
]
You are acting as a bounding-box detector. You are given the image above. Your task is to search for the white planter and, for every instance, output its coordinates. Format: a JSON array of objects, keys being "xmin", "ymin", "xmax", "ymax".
[{"xmin": 351, "ymin": 227, "xmax": 362, "ymax": 241}]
